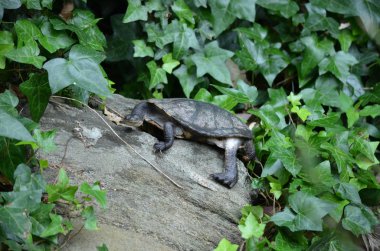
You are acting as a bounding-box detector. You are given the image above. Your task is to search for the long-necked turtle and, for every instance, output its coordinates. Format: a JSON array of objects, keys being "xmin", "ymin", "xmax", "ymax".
[{"xmin": 125, "ymin": 98, "xmax": 255, "ymax": 188}]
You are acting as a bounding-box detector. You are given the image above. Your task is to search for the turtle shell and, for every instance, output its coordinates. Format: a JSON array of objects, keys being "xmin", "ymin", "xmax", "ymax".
[{"xmin": 147, "ymin": 99, "xmax": 252, "ymax": 139}]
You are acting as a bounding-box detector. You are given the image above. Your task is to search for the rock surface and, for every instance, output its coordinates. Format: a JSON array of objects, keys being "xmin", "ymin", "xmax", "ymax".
[{"xmin": 40, "ymin": 94, "xmax": 252, "ymax": 251}]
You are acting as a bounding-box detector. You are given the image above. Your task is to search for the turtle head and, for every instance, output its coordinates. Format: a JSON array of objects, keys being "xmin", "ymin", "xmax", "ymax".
[{"xmin": 124, "ymin": 114, "xmax": 144, "ymax": 127}]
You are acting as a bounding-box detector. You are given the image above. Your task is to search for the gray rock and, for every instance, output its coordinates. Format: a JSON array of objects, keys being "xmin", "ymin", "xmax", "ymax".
[{"xmin": 40, "ymin": 94, "xmax": 251, "ymax": 251}]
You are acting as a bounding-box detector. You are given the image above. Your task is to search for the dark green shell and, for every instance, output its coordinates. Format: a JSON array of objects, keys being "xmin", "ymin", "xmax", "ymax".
[{"xmin": 147, "ymin": 99, "xmax": 252, "ymax": 139}]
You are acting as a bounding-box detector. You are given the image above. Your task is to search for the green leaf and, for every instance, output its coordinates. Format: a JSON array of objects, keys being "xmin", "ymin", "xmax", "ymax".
[
  {"xmin": 0, "ymin": 31, "xmax": 14, "ymax": 69},
  {"xmin": 173, "ymin": 65, "xmax": 200, "ymax": 98},
  {"xmin": 320, "ymin": 142, "xmax": 354, "ymax": 181},
  {"xmin": 97, "ymin": 244, "xmax": 109, "ymax": 251},
  {"xmin": 13, "ymin": 163, "xmax": 46, "ymax": 192},
  {"xmin": 33, "ymin": 129, "xmax": 57, "ymax": 153},
  {"xmin": 46, "ymin": 168, "xmax": 78, "ymax": 202},
  {"xmin": 162, "ymin": 53, "xmax": 180, "ymax": 74},
  {"xmin": 0, "ymin": 90, "xmax": 18, "ymax": 115},
  {"xmin": 123, "ymin": 0, "xmax": 148, "ymax": 23},
  {"xmin": 318, "ymin": 51, "xmax": 358, "ymax": 83},
  {"xmin": 209, "ymin": 0, "xmax": 257, "ymax": 35},
  {"xmin": 274, "ymin": 231, "xmax": 308, "ymax": 251},
  {"xmin": 19, "ymin": 73, "xmax": 51, "ymax": 122},
  {"xmin": 132, "ymin": 40, "xmax": 154, "ymax": 58},
  {"xmin": 69, "ymin": 44, "xmax": 106, "ymax": 64},
  {"xmin": 238, "ymin": 212, "xmax": 266, "ymax": 239},
  {"xmin": 0, "ymin": 138, "xmax": 27, "ymax": 181},
  {"xmin": 38, "ymin": 21, "xmax": 75, "ymax": 53},
  {"xmin": 338, "ymin": 30, "xmax": 354, "ymax": 52},
  {"xmin": 304, "ymin": 12, "xmax": 340, "ymax": 38},
  {"xmin": 0, "ymin": 206, "xmax": 31, "ymax": 240},
  {"xmin": 190, "ymin": 41, "xmax": 234, "ymax": 84},
  {"xmin": 214, "ymin": 238, "xmax": 239, "ymax": 251},
  {"xmin": 5, "ymin": 41, "xmax": 46, "ymax": 68},
  {"xmin": 82, "ymin": 206, "xmax": 98, "ymax": 230},
  {"xmin": 23, "ymin": 0, "xmax": 41, "ymax": 10},
  {"xmin": 334, "ymin": 183, "xmax": 361, "ymax": 203},
  {"xmin": 43, "ymin": 47, "xmax": 111, "ymax": 97},
  {"xmin": 50, "ymin": 10, "xmax": 106, "ymax": 51},
  {"xmin": 299, "ymin": 35, "xmax": 334, "ymax": 82},
  {"xmin": 257, "ymin": 0, "xmax": 299, "ymax": 18},
  {"xmin": 172, "ymin": 0, "xmax": 195, "ymax": 24},
  {"xmin": 40, "ymin": 214, "xmax": 65, "ymax": 237},
  {"xmin": 298, "ymin": 161, "xmax": 337, "ymax": 193},
  {"xmin": 359, "ymin": 105, "xmax": 380, "ymax": 118},
  {"xmin": 342, "ymin": 205, "xmax": 378, "ymax": 236},
  {"xmin": 146, "ymin": 60, "xmax": 167, "ymax": 89},
  {"xmin": 236, "ymin": 34, "xmax": 289, "ymax": 86},
  {"xmin": 266, "ymin": 130, "xmax": 302, "ymax": 176},
  {"xmin": 212, "ymin": 80, "xmax": 258, "ymax": 104},
  {"xmin": 272, "ymin": 192, "xmax": 335, "ymax": 231},
  {"xmin": 80, "ymin": 182, "xmax": 107, "ymax": 209},
  {"xmin": 0, "ymin": 109, "xmax": 34, "ymax": 142},
  {"xmin": 14, "ymin": 19, "xmax": 42, "ymax": 44},
  {"xmin": 346, "ymin": 107, "xmax": 359, "ymax": 128}
]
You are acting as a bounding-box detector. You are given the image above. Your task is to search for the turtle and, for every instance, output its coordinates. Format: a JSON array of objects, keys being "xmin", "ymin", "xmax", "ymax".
[{"xmin": 124, "ymin": 98, "xmax": 255, "ymax": 188}]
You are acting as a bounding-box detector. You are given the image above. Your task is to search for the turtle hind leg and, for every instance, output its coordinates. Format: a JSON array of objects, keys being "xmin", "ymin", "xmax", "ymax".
[
  {"xmin": 154, "ymin": 122, "xmax": 175, "ymax": 152},
  {"xmin": 243, "ymin": 140, "xmax": 255, "ymax": 162},
  {"xmin": 211, "ymin": 138, "xmax": 242, "ymax": 188}
]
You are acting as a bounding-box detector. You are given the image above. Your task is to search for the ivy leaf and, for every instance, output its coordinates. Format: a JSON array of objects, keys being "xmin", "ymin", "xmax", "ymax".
[
  {"xmin": 334, "ymin": 183, "xmax": 361, "ymax": 203},
  {"xmin": 162, "ymin": 53, "xmax": 180, "ymax": 74},
  {"xmin": 0, "ymin": 90, "xmax": 18, "ymax": 115},
  {"xmin": 299, "ymin": 35, "xmax": 334, "ymax": 82},
  {"xmin": 22, "ymin": 0, "xmax": 42, "ymax": 10},
  {"xmin": 266, "ymin": 130, "xmax": 302, "ymax": 176},
  {"xmin": 13, "ymin": 163, "xmax": 46, "ymax": 192},
  {"xmin": 50, "ymin": 10, "xmax": 106, "ymax": 51},
  {"xmin": 173, "ymin": 65, "xmax": 200, "ymax": 98},
  {"xmin": 214, "ymin": 238, "xmax": 238, "ymax": 251},
  {"xmin": 82, "ymin": 206, "xmax": 98, "ymax": 230},
  {"xmin": 40, "ymin": 214, "xmax": 65, "ymax": 237},
  {"xmin": 209, "ymin": 0, "xmax": 257, "ymax": 35},
  {"xmin": 359, "ymin": 105, "xmax": 380, "ymax": 118},
  {"xmin": 38, "ymin": 21, "xmax": 75, "ymax": 53},
  {"xmin": 69, "ymin": 44, "xmax": 106, "ymax": 64},
  {"xmin": 46, "ymin": 168, "xmax": 78, "ymax": 202},
  {"xmin": 338, "ymin": 30, "xmax": 354, "ymax": 52},
  {"xmin": 123, "ymin": 0, "xmax": 148, "ymax": 23},
  {"xmin": 80, "ymin": 182, "xmax": 107, "ymax": 209},
  {"xmin": 0, "ymin": 109, "xmax": 34, "ymax": 142},
  {"xmin": 43, "ymin": 46, "xmax": 111, "ymax": 97},
  {"xmin": 32, "ymin": 129, "xmax": 56, "ymax": 153},
  {"xmin": 320, "ymin": 142, "xmax": 354, "ymax": 181},
  {"xmin": 0, "ymin": 31, "xmax": 14, "ymax": 69},
  {"xmin": 318, "ymin": 51, "xmax": 358, "ymax": 83},
  {"xmin": 14, "ymin": 19, "xmax": 42, "ymax": 44},
  {"xmin": 97, "ymin": 244, "xmax": 109, "ymax": 251},
  {"xmin": 172, "ymin": 0, "xmax": 195, "ymax": 24},
  {"xmin": 19, "ymin": 73, "xmax": 51, "ymax": 122},
  {"xmin": 212, "ymin": 80, "xmax": 258, "ymax": 104},
  {"xmin": 0, "ymin": 0, "xmax": 21, "ymax": 21},
  {"xmin": 190, "ymin": 41, "xmax": 234, "ymax": 84},
  {"xmin": 342, "ymin": 205, "xmax": 379, "ymax": 236},
  {"xmin": 272, "ymin": 192, "xmax": 335, "ymax": 231},
  {"xmin": 236, "ymin": 34, "xmax": 289, "ymax": 86},
  {"xmin": 5, "ymin": 41, "xmax": 46, "ymax": 68},
  {"xmin": 257, "ymin": 0, "xmax": 299, "ymax": 18},
  {"xmin": 0, "ymin": 206, "xmax": 31, "ymax": 241},
  {"xmin": 238, "ymin": 212, "xmax": 266, "ymax": 239},
  {"xmin": 146, "ymin": 60, "xmax": 167, "ymax": 89},
  {"xmin": 132, "ymin": 40, "xmax": 154, "ymax": 58}
]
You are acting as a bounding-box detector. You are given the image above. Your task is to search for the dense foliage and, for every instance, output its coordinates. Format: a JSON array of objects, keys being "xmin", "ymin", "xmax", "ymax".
[{"xmin": 0, "ymin": 0, "xmax": 379, "ymax": 250}]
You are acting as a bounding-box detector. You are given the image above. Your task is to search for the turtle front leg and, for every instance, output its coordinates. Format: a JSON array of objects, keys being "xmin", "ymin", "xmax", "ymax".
[
  {"xmin": 154, "ymin": 122, "xmax": 175, "ymax": 152},
  {"xmin": 211, "ymin": 138, "xmax": 242, "ymax": 188}
]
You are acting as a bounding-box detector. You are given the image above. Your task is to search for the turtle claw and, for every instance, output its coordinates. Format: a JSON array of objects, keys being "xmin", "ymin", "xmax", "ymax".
[
  {"xmin": 210, "ymin": 172, "xmax": 238, "ymax": 188},
  {"xmin": 154, "ymin": 142, "xmax": 167, "ymax": 152}
]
